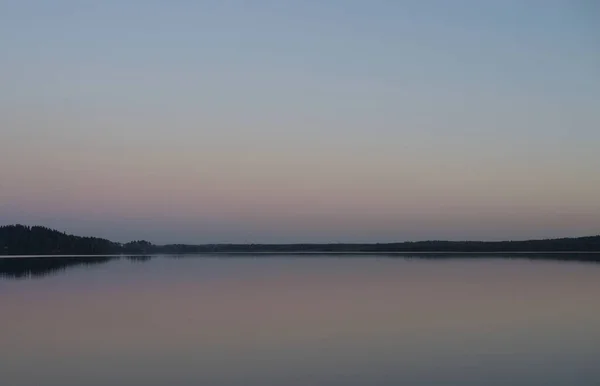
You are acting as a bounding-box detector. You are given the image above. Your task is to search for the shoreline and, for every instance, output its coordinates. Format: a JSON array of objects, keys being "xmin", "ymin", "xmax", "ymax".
[{"xmin": 2, "ymin": 250, "xmax": 600, "ymax": 259}]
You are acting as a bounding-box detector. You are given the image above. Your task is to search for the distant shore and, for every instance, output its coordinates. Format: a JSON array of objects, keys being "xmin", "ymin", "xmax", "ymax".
[{"xmin": 2, "ymin": 225, "xmax": 599, "ymax": 258}]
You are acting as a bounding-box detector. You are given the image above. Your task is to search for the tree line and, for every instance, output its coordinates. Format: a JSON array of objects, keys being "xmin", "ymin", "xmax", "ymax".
[{"xmin": 1, "ymin": 224, "xmax": 599, "ymax": 256}]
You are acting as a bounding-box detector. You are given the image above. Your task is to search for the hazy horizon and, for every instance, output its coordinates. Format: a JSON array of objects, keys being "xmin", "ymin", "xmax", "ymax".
[{"xmin": 2, "ymin": 1, "xmax": 599, "ymax": 244}]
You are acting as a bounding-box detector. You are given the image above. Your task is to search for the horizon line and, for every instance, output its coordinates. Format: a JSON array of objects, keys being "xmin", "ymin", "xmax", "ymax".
[{"xmin": 3, "ymin": 224, "xmax": 599, "ymax": 246}]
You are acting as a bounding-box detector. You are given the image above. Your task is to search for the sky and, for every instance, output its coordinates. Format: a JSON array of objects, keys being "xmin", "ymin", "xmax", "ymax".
[{"xmin": 1, "ymin": 0, "xmax": 599, "ymax": 244}]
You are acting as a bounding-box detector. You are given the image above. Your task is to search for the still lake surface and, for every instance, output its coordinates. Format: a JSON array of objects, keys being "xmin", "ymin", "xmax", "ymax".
[{"xmin": 1, "ymin": 254, "xmax": 600, "ymax": 386}]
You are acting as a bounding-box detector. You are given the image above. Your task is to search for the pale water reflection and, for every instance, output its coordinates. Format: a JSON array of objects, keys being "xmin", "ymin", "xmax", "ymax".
[{"xmin": 1, "ymin": 255, "xmax": 600, "ymax": 385}]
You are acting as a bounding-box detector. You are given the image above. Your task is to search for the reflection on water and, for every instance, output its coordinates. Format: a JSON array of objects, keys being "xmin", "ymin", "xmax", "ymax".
[
  {"xmin": 0, "ymin": 256, "xmax": 119, "ymax": 279},
  {"xmin": 1, "ymin": 255, "xmax": 600, "ymax": 386},
  {"xmin": 124, "ymin": 255, "xmax": 153, "ymax": 263},
  {"xmin": 0, "ymin": 256, "xmax": 158, "ymax": 279},
  {"xmin": 0, "ymin": 253, "xmax": 598, "ymax": 280}
]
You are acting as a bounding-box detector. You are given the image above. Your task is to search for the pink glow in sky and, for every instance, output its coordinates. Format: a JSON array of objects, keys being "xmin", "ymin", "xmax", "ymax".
[{"xmin": 1, "ymin": 1, "xmax": 599, "ymax": 243}]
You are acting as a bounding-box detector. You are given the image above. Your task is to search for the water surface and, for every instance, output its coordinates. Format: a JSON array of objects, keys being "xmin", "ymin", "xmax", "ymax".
[{"xmin": 1, "ymin": 255, "xmax": 599, "ymax": 385}]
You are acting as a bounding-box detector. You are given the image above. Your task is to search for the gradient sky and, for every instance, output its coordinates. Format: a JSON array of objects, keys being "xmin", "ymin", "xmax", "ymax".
[{"xmin": 1, "ymin": 1, "xmax": 599, "ymax": 243}]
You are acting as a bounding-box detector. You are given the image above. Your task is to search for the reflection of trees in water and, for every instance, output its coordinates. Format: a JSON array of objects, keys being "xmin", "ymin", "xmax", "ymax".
[
  {"xmin": 0, "ymin": 256, "xmax": 154, "ymax": 279},
  {"xmin": 125, "ymin": 255, "xmax": 152, "ymax": 262},
  {"xmin": 382, "ymin": 253, "xmax": 600, "ymax": 262},
  {"xmin": 1, "ymin": 253, "xmax": 598, "ymax": 280}
]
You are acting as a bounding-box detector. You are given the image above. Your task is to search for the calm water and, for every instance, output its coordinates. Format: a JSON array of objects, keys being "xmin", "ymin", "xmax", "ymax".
[{"xmin": 1, "ymin": 255, "xmax": 600, "ymax": 386}]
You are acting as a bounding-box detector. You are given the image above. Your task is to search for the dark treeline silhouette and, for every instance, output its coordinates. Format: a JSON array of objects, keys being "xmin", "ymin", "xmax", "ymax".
[
  {"xmin": 1, "ymin": 224, "xmax": 600, "ymax": 257},
  {"xmin": 0, "ymin": 225, "xmax": 155, "ymax": 255},
  {"xmin": 158, "ymin": 237, "xmax": 600, "ymax": 254},
  {"xmin": 0, "ymin": 225, "xmax": 120, "ymax": 255}
]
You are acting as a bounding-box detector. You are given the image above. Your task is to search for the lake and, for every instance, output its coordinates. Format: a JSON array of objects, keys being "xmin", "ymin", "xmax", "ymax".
[{"xmin": 1, "ymin": 255, "xmax": 600, "ymax": 385}]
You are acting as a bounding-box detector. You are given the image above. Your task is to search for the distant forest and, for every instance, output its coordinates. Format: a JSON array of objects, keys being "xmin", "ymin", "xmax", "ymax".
[{"xmin": 1, "ymin": 224, "xmax": 600, "ymax": 256}]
